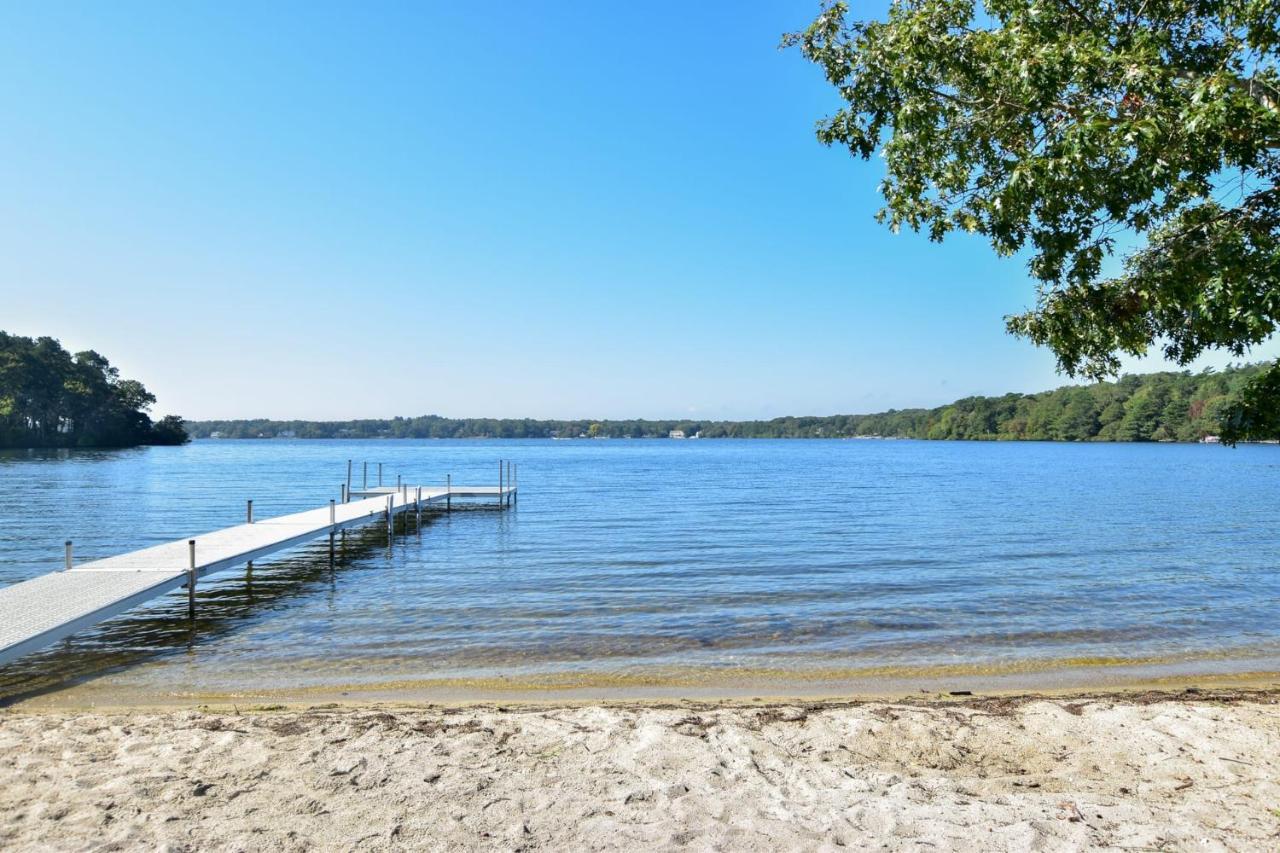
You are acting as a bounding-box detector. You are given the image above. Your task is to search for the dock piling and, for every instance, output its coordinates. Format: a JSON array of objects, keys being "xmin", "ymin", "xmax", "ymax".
[
  {"xmin": 346, "ymin": 459, "xmax": 353, "ymax": 503},
  {"xmin": 187, "ymin": 540, "xmax": 196, "ymax": 619},
  {"xmin": 363, "ymin": 461, "xmax": 368, "ymax": 490},
  {"xmin": 64, "ymin": 541, "xmax": 72, "ymax": 571},
  {"xmin": 247, "ymin": 500, "xmax": 254, "ymax": 524},
  {"xmin": 415, "ymin": 486, "xmax": 422, "ymax": 532},
  {"xmin": 378, "ymin": 463, "xmax": 383, "ymax": 487},
  {"xmin": 447, "ymin": 474, "xmax": 452, "ymax": 512},
  {"xmin": 329, "ymin": 499, "xmax": 336, "ymax": 562}
]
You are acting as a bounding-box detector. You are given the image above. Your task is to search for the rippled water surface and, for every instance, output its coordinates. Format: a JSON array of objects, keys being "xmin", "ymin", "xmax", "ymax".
[{"xmin": 1, "ymin": 438, "xmax": 1278, "ymax": 700}]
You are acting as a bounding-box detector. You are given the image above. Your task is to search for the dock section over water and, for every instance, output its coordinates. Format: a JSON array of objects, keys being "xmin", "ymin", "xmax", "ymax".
[{"xmin": 0, "ymin": 461, "xmax": 518, "ymax": 668}]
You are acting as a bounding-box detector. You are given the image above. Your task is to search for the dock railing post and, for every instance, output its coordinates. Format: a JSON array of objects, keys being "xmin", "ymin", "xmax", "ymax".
[
  {"xmin": 346, "ymin": 459, "xmax": 353, "ymax": 503},
  {"xmin": 446, "ymin": 474, "xmax": 452, "ymax": 512},
  {"xmin": 64, "ymin": 541, "xmax": 72, "ymax": 571},
  {"xmin": 187, "ymin": 540, "xmax": 197, "ymax": 619},
  {"xmin": 247, "ymin": 499, "xmax": 254, "ymax": 575}
]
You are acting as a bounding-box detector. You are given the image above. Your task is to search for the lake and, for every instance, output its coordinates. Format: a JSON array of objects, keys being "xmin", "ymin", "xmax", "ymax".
[{"xmin": 1, "ymin": 438, "xmax": 1277, "ymax": 703}]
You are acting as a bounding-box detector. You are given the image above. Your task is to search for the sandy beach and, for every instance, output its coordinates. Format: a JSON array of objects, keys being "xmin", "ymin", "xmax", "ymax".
[{"xmin": 1, "ymin": 688, "xmax": 1277, "ymax": 851}]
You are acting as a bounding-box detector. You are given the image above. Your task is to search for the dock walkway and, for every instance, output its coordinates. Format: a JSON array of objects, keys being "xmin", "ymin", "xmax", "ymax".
[{"xmin": 0, "ymin": 467, "xmax": 517, "ymax": 668}]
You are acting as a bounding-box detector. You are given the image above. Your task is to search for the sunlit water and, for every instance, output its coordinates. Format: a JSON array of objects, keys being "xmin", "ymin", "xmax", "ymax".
[{"xmin": 0, "ymin": 438, "xmax": 1277, "ymax": 702}]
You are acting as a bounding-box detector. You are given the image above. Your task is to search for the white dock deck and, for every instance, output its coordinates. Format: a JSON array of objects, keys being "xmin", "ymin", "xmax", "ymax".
[{"xmin": 0, "ymin": 478, "xmax": 517, "ymax": 668}]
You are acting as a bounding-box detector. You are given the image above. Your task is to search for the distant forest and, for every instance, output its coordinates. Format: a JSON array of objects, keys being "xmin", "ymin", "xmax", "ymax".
[
  {"xmin": 189, "ymin": 363, "xmax": 1273, "ymax": 443},
  {"xmin": 0, "ymin": 332, "xmax": 188, "ymax": 449}
]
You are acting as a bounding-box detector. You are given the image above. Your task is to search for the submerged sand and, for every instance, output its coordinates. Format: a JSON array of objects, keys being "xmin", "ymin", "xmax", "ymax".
[{"xmin": 1, "ymin": 690, "xmax": 1277, "ymax": 851}]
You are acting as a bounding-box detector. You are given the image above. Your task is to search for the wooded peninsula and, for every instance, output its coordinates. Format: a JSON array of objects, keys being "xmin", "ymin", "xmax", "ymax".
[
  {"xmin": 189, "ymin": 363, "xmax": 1270, "ymax": 442},
  {"xmin": 0, "ymin": 332, "xmax": 188, "ymax": 449}
]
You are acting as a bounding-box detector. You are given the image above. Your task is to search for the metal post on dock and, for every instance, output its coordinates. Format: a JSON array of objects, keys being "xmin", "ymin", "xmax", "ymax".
[
  {"xmin": 415, "ymin": 486, "xmax": 422, "ymax": 533},
  {"xmin": 247, "ymin": 494, "xmax": 254, "ymax": 575},
  {"xmin": 64, "ymin": 541, "xmax": 72, "ymax": 571},
  {"xmin": 446, "ymin": 474, "xmax": 452, "ymax": 512},
  {"xmin": 329, "ymin": 499, "xmax": 336, "ymax": 563},
  {"xmin": 346, "ymin": 459, "xmax": 353, "ymax": 503},
  {"xmin": 498, "ymin": 460, "xmax": 503, "ymax": 507},
  {"xmin": 397, "ymin": 473, "xmax": 401, "ymax": 492},
  {"xmin": 341, "ymin": 483, "xmax": 347, "ymax": 503},
  {"xmin": 378, "ymin": 463, "xmax": 383, "ymax": 487},
  {"xmin": 386, "ymin": 494, "xmax": 393, "ymax": 537},
  {"xmin": 187, "ymin": 540, "xmax": 196, "ymax": 619},
  {"xmin": 363, "ymin": 461, "xmax": 368, "ymax": 490}
]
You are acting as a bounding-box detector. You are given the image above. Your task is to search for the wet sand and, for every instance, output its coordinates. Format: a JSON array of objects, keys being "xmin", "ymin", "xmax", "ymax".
[
  {"xmin": 8, "ymin": 649, "xmax": 1280, "ymax": 710},
  {"xmin": 2, "ymin": 687, "xmax": 1278, "ymax": 851}
]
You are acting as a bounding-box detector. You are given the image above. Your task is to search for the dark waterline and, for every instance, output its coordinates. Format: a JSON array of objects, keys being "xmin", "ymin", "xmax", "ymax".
[{"xmin": 0, "ymin": 438, "xmax": 1277, "ymax": 702}]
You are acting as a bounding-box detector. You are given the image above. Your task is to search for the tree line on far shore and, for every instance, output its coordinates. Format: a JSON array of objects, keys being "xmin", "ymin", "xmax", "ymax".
[
  {"xmin": 0, "ymin": 332, "xmax": 188, "ymax": 449},
  {"xmin": 187, "ymin": 363, "xmax": 1270, "ymax": 443}
]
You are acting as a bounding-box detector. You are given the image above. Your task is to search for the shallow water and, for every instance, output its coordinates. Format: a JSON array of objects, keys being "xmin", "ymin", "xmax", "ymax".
[{"xmin": 1, "ymin": 438, "xmax": 1277, "ymax": 702}]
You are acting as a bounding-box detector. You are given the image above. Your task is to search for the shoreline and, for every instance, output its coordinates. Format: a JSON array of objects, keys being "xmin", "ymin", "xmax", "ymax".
[{"xmin": 9, "ymin": 657, "xmax": 1279, "ymax": 712}]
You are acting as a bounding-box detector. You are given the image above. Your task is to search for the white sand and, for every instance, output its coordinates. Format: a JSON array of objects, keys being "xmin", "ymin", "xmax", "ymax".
[{"xmin": 1, "ymin": 691, "xmax": 1277, "ymax": 851}]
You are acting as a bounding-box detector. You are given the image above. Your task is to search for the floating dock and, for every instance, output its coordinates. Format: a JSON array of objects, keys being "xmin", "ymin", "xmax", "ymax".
[{"xmin": 0, "ymin": 460, "xmax": 517, "ymax": 668}]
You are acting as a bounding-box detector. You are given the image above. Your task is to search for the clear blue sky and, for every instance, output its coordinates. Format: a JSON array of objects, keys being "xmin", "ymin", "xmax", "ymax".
[{"xmin": 0, "ymin": 2, "xmax": 1271, "ymax": 420}]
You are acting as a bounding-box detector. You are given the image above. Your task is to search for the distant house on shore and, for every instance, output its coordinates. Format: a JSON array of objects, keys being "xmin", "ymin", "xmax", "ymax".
[
  {"xmin": 1202, "ymin": 435, "xmax": 1221, "ymax": 444},
  {"xmin": 668, "ymin": 430, "xmax": 686, "ymax": 439}
]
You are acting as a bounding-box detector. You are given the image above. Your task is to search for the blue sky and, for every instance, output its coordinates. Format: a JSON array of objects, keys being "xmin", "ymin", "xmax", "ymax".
[{"xmin": 1, "ymin": 2, "xmax": 1272, "ymax": 420}]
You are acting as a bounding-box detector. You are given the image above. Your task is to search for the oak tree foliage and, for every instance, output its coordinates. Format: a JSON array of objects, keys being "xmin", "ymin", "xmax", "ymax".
[{"xmin": 786, "ymin": 0, "xmax": 1280, "ymax": 442}]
